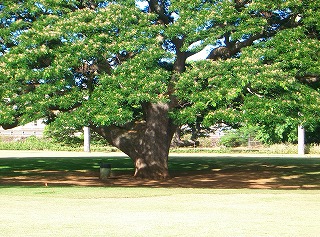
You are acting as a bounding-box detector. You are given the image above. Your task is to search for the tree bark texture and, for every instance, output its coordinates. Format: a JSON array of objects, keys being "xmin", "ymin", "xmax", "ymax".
[{"xmin": 92, "ymin": 102, "xmax": 176, "ymax": 179}]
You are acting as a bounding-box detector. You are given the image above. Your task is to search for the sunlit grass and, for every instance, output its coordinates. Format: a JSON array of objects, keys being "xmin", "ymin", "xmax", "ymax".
[
  {"xmin": 1, "ymin": 153, "xmax": 319, "ymax": 236},
  {"xmin": 0, "ymin": 187, "xmax": 319, "ymax": 237}
]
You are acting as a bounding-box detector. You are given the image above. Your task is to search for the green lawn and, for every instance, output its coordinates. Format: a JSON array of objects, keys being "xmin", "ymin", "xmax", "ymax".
[
  {"xmin": 0, "ymin": 187, "xmax": 319, "ymax": 237},
  {"xmin": 1, "ymin": 154, "xmax": 320, "ymax": 236}
]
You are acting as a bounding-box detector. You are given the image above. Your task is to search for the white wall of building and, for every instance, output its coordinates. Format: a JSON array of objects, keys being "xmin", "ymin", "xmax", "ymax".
[{"xmin": 0, "ymin": 120, "xmax": 45, "ymax": 137}]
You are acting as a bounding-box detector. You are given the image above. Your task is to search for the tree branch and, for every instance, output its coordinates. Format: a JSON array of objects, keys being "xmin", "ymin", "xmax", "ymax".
[
  {"xmin": 148, "ymin": 0, "xmax": 171, "ymax": 25},
  {"xmin": 1, "ymin": 119, "xmax": 19, "ymax": 129},
  {"xmin": 296, "ymin": 74, "xmax": 320, "ymax": 85},
  {"xmin": 48, "ymin": 102, "xmax": 82, "ymax": 113},
  {"xmin": 207, "ymin": 13, "xmax": 300, "ymax": 60},
  {"xmin": 234, "ymin": 0, "xmax": 252, "ymax": 11}
]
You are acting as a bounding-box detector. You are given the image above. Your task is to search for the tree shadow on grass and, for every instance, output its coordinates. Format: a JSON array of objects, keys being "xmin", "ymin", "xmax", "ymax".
[{"xmin": 0, "ymin": 156, "xmax": 319, "ymax": 189}]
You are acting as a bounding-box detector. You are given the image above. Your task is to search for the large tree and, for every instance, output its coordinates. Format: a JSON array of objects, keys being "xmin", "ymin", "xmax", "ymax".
[{"xmin": 1, "ymin": 0, "xmax": 319, "ymax": 178}]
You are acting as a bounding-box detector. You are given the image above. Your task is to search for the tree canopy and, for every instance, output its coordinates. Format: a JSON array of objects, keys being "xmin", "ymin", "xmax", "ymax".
[{"xmin": 1, "ymin": 0, "xmax": 319, "ymax": 178}]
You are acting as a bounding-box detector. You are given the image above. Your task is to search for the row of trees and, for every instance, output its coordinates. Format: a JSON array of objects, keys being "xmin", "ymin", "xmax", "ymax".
[{"xmin": 1, "ymin": 0, "xmax": 319, "ymax": 178}]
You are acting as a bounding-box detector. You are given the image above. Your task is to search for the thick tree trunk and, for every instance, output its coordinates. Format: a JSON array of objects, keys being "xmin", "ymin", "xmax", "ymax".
[
  {"xmin": 132, "ymin": 103, "xmax": 173, "ymax": 179},
  {"xmin": 92, "ymin": 102, "xmax": 176, "ymax": 179}
]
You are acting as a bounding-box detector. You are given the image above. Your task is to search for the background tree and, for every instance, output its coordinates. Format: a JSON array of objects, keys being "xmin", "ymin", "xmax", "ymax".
[{"xmin": 1, "ymin": 0, "xmax": 319, "ymax": 179}]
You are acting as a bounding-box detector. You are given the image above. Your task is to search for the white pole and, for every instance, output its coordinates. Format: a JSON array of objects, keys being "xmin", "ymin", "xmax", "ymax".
[
  {"xmin": 298, "ymin": 125, "xmax": 305, "ymax": 155},
  {"xmin": 84, "ymin": 126, "xmax": 91, "ymax": 152}
]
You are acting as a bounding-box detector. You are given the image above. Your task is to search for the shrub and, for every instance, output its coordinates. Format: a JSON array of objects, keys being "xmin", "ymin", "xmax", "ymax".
[
  {"xmin": 219, "ymin": 126, "xmax": 261, "ymax": 147},
  {"xmin": 0, "ymin": 136, "xmax": 78, "ymax": 151},
  {"xmin": 44, "ymin": 124, "xmax": 108, "ymax": 146},
  {"xmin": 44, "ymin": 124, "xmax": 82, "ymax": 145},
  {"xmin": 219, "ymin": 130, "xmax": 247, "ymax": 147}
]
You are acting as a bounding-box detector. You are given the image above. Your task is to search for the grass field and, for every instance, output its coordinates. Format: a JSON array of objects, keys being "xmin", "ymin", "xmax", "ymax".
[
  {"xmin": 0, "ymin": 187, "xmax": 319, "ymax": 237},
  {"xmin": 1, "ymin": 151, "xmax": 320, "ymax": 236}
]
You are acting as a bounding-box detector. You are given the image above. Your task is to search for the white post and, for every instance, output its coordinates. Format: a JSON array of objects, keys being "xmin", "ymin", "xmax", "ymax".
[
  {"xmin": 83, "ymin": 126, "xmax": 91, "ymax": 152},
  {"xmin": 298, "ymin": 125, "xmax": 305, "ymax": 155}
]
